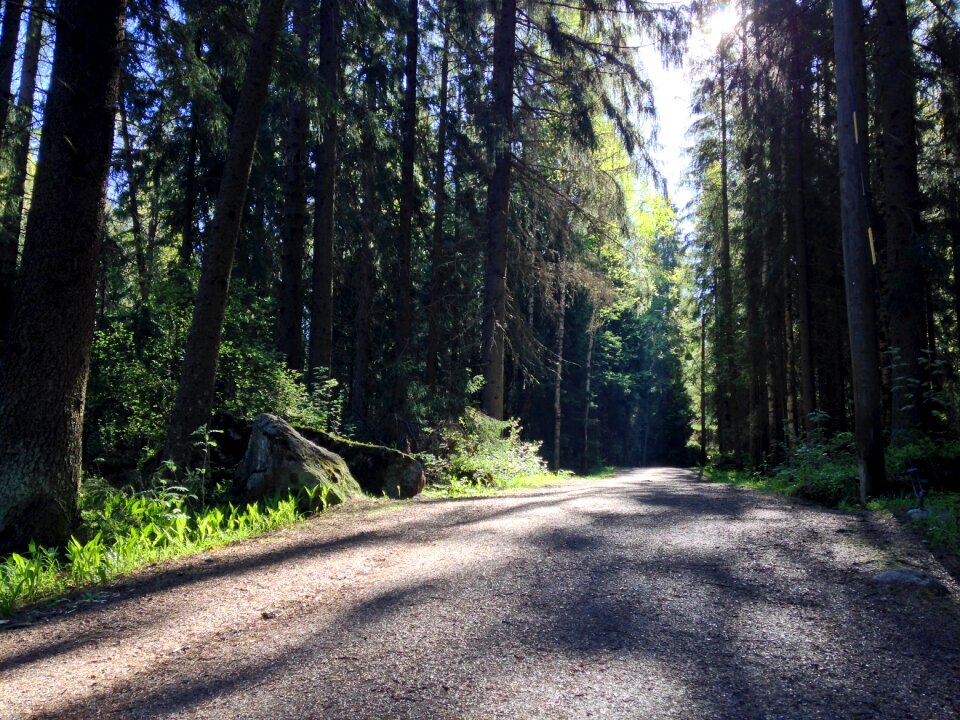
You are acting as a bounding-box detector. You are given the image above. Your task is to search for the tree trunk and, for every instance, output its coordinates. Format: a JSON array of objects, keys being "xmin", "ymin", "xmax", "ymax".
[
  {"xmin": 480, "ymin": 0, "xmax": 518, "ymax": 420},
  {"xmin": 875, "ymin": 0, "xmax": 925, "ymax": 441},
  {"xmin": 582, "ymin": 304, "xmax": 596, "ymax": 474},
  {"xmin": 0, "ymin": 0, "xmax": 24, "ymax": 151},
  {"xmin": 351, "ymin": 79, "xmax": 377, "ymax": 423},
  {"xmin": 0, "ymin": 0, "xmax": 125, "ymax": 552},
  {"xmin": 700, "ymin": 306, "xmax": 708, "ymax": 465},
  {"xmin": 278, "ymin": 0, "xmax": 310, "ymax": 372},
  {"xmin": 716, "ymin": 52, "xmax": 737, "ymax": 458},
  {"xmin": 119, "ymin": 97, "xmax": 150, "ymax": 315},
  {"xmin": 164, "ymin": 0, "xmax": 287, "ymax": 468},
  {"xmin": 551, "ymin": 257, "xmax": 567, "ymax": 472},
  {"xmin": 425, "ymin": 30, "xmax": 450, "ymax": 386},
  {"xmin": 786, "ymin": 12, "xmax": 816, "ymax": 430},
  {"xmin": 0, "ymin": 0, "xmax": 43, "ymax": 338},
  {"xmin": 179, "ymin": 102, "xmax": 200, "ymax": 266},
  {"xmin": 833, "ymin": 0, "xmax": 886, "ymax": 501},
  {"xmin": 309, "ymin": 0, "xmax": 340, "ymax": 379},
  {"xmin": 395, "ymin": 0, "xmax": 418, "ymax": 365}
]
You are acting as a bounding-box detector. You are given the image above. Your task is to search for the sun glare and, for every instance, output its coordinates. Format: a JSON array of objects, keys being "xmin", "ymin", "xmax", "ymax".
[{"xmin": 702, "ymin": 3, "xmax": 740, "ymax": 50}]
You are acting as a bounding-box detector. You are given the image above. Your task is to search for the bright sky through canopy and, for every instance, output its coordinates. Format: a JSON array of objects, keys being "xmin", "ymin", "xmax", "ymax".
[{"xmin": 639, "ymin": 2, "xmax": 741, "ymax": 228}]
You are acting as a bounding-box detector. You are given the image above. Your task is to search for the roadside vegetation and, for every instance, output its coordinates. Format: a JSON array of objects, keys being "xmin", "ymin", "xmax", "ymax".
[
  {"xmin": 0, "ymin": 409, "xmax": 610, "ymax": 618},
  {"xmin": 703, "ymin": 433, "xmax": 960, "ymax": 556}
]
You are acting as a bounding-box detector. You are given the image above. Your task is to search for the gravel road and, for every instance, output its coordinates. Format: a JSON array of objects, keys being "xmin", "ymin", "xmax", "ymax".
[{"xmin": 3, "ymin": 468, "xmax": 960, "ymax": 719}]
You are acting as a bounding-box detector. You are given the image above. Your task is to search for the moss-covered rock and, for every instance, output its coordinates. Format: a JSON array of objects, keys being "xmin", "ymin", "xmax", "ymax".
[
  {"xmin": 238, "ymin": 414, "xmax": 363, "ymax": 505},
  {"xmin": 294, "ymin": 425, "xmax": 425, "ymax": 499}
]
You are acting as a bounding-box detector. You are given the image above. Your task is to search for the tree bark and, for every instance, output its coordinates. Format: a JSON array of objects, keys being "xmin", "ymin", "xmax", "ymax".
[
  {"xmin": 395, "ymin": 0, "xmax": 418, "ymax": 364},
  {"xmin": 350, "ymin": 79, "xmax": 377, "ymax": 423},
  {"xmin": 179, "ymin": 102, "xmax": 200, "ymax": 266},
  {"xmin": 164, "ymin": 0, "xmax": 287, "ymax": 468},
  {"xmin": 582, "ymin": 304, "xmax": 596, "ymax": 474},
  {"xmin": 715, "ymin": 52, "xmax": 738, "ymax": 459},
  {"xmin": 0, "ymin": 0, "xmax": 24, "ymax": 152},
  {"xmin": 875, "ymin": 0, "xmax": 925, "ymax": 440},
  {"xmin": 119, "ymin": 96, "xmax": 150, "ymax": 315},
  {"xmin": 278, "ymin": 0, "xmax": 310, "ymax": 372},
  {"xmin": 0, "ymin": 0, "xmax": 43, "ymax": 338},
  {"xmin": 700, "ymin": 306, "xmax": 708, "ymax": 465},
  {"xmin": 551, "ymin": 254, "xmax": 567, "ymax": 472},
  {"xmin": 481, "ymin": 0, "xmax": 518, "ymax": 420},
  {"xmin": 425, "ymin": 29, "xmax": 450, "ymax": 386},
  {"xmin": 309, "ymin": 0, "xmax": 340, "ymax": 379},
  {"xmin": 833, "ymin": 0, "xmax": 887, "ymax": 501},
  {"xmin": 786, "ymin": 11, "xmax": 816, "ymax": 430},
  {"xmin": 0, "ymin": 0, "xmax": 125, "ymax": 552}
]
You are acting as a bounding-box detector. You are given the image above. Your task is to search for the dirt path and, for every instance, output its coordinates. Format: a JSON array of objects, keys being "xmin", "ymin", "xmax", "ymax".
[{"xmin": 3, "ymin": 468, "xmax": 960, "ymax": 719}]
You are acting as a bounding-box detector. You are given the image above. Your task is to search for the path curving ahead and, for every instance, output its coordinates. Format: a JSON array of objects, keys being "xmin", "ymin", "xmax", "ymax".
[{"xmin": 3, "ymin": 469, "xmax": 960, "ymax": 719}]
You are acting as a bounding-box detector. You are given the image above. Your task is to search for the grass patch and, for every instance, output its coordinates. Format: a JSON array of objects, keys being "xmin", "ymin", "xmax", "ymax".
[
  {"xmin": 701, "ymin": 433, "xmax": 960, "ymax": 557},
  {"xmin": 0, "ymin": 479, "xmax": 340, "ymax": 618}
]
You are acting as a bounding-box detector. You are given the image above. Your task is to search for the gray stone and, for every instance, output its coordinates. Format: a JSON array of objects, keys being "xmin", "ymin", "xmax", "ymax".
[
  {"xmin": 238, "ymin": 414, "xmax": 363, "ymax": 505},
  {"xmin": 873, "ymin": 567, "xmax": 946, "ymax": 592},
  {"xmin": 906, "ymin": 507, "xmax": 954, "ymax": 523}
]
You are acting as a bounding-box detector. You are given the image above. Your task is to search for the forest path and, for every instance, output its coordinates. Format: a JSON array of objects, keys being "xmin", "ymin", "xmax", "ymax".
[{"xmin": 3, "ymin": 468, "xmax": 960, "ymax": 719}]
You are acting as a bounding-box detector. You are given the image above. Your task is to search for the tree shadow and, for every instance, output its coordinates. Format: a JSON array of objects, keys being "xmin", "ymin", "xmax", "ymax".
[{"xmin": 9, "ymin": 469, "xmax": 960, "ymax": 719}]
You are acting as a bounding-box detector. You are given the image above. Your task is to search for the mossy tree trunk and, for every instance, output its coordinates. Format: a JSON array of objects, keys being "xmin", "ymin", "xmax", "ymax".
[{"xmin": 0, "ymin": 0, "xmax": 126, "ymax": 552}]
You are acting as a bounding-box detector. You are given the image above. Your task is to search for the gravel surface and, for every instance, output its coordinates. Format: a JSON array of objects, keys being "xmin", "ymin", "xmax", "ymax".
[{"xmin": 3, "ymin": 468, "xmax": 960, "ymax": 719}]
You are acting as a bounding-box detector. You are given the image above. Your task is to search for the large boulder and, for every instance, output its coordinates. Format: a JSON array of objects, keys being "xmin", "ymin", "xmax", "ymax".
[
  {"xmin": 238, "ymin": 414, "xmax": 363, "ymax": 504},
  {"xmin": 296, "ymin": 426, "xmax": 425, "ymax": 499}
]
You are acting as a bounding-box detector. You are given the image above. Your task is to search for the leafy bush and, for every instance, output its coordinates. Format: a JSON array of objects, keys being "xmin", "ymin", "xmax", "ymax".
[
  {"xmin": 772, "ymin": 431, "xmax": 859, "ymax": 505},
  {"xmin": 422, "ymin": 408, "xmax": 548, "ymax": 492},
  {"xmin": 85, "ymin": 279, "xmax": 345, "ymax": 475}
]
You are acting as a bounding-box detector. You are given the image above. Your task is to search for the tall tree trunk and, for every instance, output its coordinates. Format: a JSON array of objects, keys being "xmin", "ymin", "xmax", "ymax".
[
  {"xmin": 551, "ymin": 255, "xmax": 567, "ymax": 472},
  {"xmin": 833, "ymin": 0, "xmax": 886, "ymax": 501},
  {"xmin": 278, "ymin": 0, "xmax": 310, "ymax": 371},
  {"xmin": 0, "ymin": 0, "xmax": 43, "ymax": 337},
  {"xmin": 179, "ymin": 102, "xmax": 200, "ymax": 266},
  {"xmin": 119, "ymin": 97, "xmax": 150, "ymax": 315},
  {"xmin": 425, "ymin": 30, "xmax": 450, "ymax": 386},
  {"xmin": 350, "ymin": 79, "xmax": 377, "ymax": 423},
  {"xmin": 700, "ymin": 306, "xmax": 708, "ymax": 465},
  {"xmin": 875, "ymin": 0, "xmax": 925, "ymax": 441},
  {"xmin": 164, "ymin": 0, "xmax": 287, "ymax": 468},
  {"xmin": 0, "ymin": 0, "xmax": 125, "ymax": 552},
  {"xmin": 309, "ymin": 0, "xmax": 340, "ymax": 379},
  {"xmin": 395, "ymin": 0, "xmax": 418, "ymax": 365},
  {"xmin": 582, "ymin": 304, "xmax": 596, "ymax": 474},
  {"xmin": 745, "ymin": 201, "xmax": 768, "ymax": 467},
  {"xmin": 786, "ymin": 12, "xmax": 816, "ymax": 430},
  {"xmin": 0, "ymin": 0, "xmax": 24, "ymax": 152},
  {"xmin": 716, "ymin": 52, "xmax": 737, "ymax": 458},
  {"xmin": 480, "ymin": 0, "xmax": 518, "ymax": 420}
]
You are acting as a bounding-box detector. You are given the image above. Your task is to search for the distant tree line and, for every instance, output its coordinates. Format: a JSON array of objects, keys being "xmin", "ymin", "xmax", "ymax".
[{"xmin": 689, "ymin": 0, "xmax": 960, "ymax": 500}]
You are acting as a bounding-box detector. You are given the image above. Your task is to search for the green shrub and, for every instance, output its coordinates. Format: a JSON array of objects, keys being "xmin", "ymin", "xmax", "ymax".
[{"xmin": 423, "ymin": 408, "xmax": 548, "ymax": 492}]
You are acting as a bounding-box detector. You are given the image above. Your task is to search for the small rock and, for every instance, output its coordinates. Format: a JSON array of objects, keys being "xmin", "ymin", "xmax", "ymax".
[
  {"xmin": 906, "ymin": 508, "xmax": 953, "ymax": 523},
  {"xmin": 873, "ymin": 567, "xmax": 946, "ymax": 592}
]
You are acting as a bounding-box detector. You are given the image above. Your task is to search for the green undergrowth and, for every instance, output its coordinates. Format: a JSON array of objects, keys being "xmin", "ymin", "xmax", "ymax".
[
  {"xmin": 702, "ymin": 434, "xmax": 960, "ymax": 556},
  {"xmin": 0, "ymin": 479, "xmax": 339, "ymax": 618},
  {"xmin": 421, "ymin": 407, "xmax": 618, "ymax": 497}
]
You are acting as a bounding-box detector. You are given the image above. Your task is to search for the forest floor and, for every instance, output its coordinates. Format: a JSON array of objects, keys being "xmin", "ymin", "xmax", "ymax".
[{"xmin": 3, "ymin": 468, "xmax": 960, "ymax": 719}]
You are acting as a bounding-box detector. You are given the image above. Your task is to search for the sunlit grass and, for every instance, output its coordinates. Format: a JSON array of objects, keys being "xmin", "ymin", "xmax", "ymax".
[
  {"xmin": 0, "ymin": 482, "xmax": 336, "ymax": 618},
  {"xmin": 702, "ymin": 466, "xmax": 960, "ymax": 556}
]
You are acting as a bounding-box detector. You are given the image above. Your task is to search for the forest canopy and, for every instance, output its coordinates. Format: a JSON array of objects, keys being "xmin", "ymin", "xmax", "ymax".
[{"xmin": 0, "ymin": 0, "xmax": 958, "ymax": 556}]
